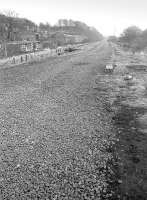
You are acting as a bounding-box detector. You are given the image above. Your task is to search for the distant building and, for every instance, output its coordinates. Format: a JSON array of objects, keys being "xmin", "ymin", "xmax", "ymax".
[
  {"xmin": 64, "ymin": 34, "xmax": 76, "ymax": 44},
  {"xmin": 0, "ymin": 41, "xmax": 42, "ymax": 58},
  {"xmin": 68, "ymin": 20, "xmax": 76, "ymax": 27},
  {"xmin": 57, "ymin": 19, "xmax": 67, "ymax": 27},
  {"xmin": 56, "ymin": 19, "xmax": 76, "ymax": 27},
  {"xmin": 64, "ymin": 34, "xmax": 87, "ymax": 43},
  {"xmin": 74, "ymin": 35, "xmax": 87, "ymax": 43},
  {"xmin": 20, "ymin": 41, "xmax": 42, "ymax": 52}
]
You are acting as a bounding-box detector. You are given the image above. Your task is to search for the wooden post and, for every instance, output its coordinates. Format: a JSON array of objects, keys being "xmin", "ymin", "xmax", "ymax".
[
  {"xmin": 21, "ymin": 56, "xmax": 23, "ymax": 63},
  {"xmin": 4, "ymin": 41, "xmax": 7, "ymax": 57},
  {"xmin": 12, "ymin": 57, "xmax": 15, "ymax": 64}
]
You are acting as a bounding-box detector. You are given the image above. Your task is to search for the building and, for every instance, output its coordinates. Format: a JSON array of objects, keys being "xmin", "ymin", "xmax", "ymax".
[
  {"xmin": 64, "ymin": 34, "xmax": 87, "ymax": 44},
  {"xmin": 0, "ymin": 41, "xmax": 42, "ymax": 58},
  {"xmin": 56, "ymin": 19, "xmax": 76, "ymax": 27}
]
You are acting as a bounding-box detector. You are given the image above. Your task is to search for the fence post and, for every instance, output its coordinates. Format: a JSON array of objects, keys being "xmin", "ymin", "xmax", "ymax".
[
  {"xmin": 4, "ymin": 41, "xmax": 7, "ymax": 58},
  {"xmin": 20, "ymin": 56, "xmax": 23, "ymax": 63},
  {"xmin": 25, "ymin": 54, "xmax": 28, "ymax": 62},
  {"xmin": 30, "ymin": 54, "xmax": 33, "ymax": 60},
  {"xmin": 12, "ymin": 57, "xmax": 15, "ymax": 64}
]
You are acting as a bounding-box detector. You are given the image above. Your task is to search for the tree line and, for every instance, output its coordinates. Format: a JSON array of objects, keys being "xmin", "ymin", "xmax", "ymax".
[
  {"xmin": 108, "ymin": 26, "xmax": 147, "ymax": 53},
  {"xmin": 0, "ymin": 10, "xmax": 103, "ymax": 43}
]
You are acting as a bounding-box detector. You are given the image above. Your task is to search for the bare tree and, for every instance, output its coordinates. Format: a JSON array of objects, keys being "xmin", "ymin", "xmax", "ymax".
[
  {"xmin": 0, "ymin": 10, "xmax": 19, "ymax": 41},
  {"xmin": 0, "ymin": 10, "xmax": 19, "ymax": 57},
  {"xmin": 1, "ymin": 10, "xmax": 18, "ymax": 18}
]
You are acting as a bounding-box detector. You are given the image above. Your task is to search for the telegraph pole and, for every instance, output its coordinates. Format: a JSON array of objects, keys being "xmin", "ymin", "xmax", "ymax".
[{"xmin": 3, "ymin": 24, "xmax": 8, "ymax": 57}]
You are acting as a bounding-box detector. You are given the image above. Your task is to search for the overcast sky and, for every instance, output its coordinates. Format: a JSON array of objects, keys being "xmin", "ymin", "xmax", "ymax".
[{"xmin": 0, "ymin": 0, "xmax": 147, "ymax": 36}]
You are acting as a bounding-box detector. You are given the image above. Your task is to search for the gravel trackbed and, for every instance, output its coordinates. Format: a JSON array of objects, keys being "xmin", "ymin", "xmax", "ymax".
[{"xmin": 0, "ymin": 41, "xmax": 117, "ymax": 200}]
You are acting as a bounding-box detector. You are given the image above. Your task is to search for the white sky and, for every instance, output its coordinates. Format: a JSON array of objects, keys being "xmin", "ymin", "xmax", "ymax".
[{"xmin": 0, "ymin": 0, "xmax": 147, "ymax": 36}]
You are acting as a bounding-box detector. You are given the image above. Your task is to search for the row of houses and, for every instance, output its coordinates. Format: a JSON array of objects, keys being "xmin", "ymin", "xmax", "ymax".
[
  {"xmin": 0, "ymin": 31, "xmax": 87, "ymax": 58},
  {"xmin": 0, "ymin": 41, "xmax": 42, "ymax": 58}
]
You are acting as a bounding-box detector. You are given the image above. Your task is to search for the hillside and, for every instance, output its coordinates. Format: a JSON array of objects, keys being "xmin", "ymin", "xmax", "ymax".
[
  {"xmin": 0, "ymin": 14, "xmax": 103, "ymax": 43},
  {"xmin": 0, "ymin": 14, "xmax": 36, "ymax": 41},
  {"xmin": 48, "ymin": 20, "xmax": 103, "ymax": 42}
]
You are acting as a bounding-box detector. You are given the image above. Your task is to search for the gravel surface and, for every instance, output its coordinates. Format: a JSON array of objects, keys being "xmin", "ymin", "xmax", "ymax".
[{"xmin": 0, "ymin": 41, "xmax": 116, "ymax": 199}]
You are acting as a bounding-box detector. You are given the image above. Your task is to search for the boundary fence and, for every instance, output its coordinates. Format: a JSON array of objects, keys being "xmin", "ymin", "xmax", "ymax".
[
  {"xmin": 0, "ymin": 43, "xmax": 84, "ymax": 69},
  {"xmin": 0, "ymin": 48, "xmax": 57, "ymax": 69}
]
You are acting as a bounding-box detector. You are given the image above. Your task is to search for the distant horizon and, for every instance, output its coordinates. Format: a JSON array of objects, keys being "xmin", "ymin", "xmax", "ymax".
[{"xmin": 1, "ymin": 0, "xmax": 147, "ymax": 37}]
